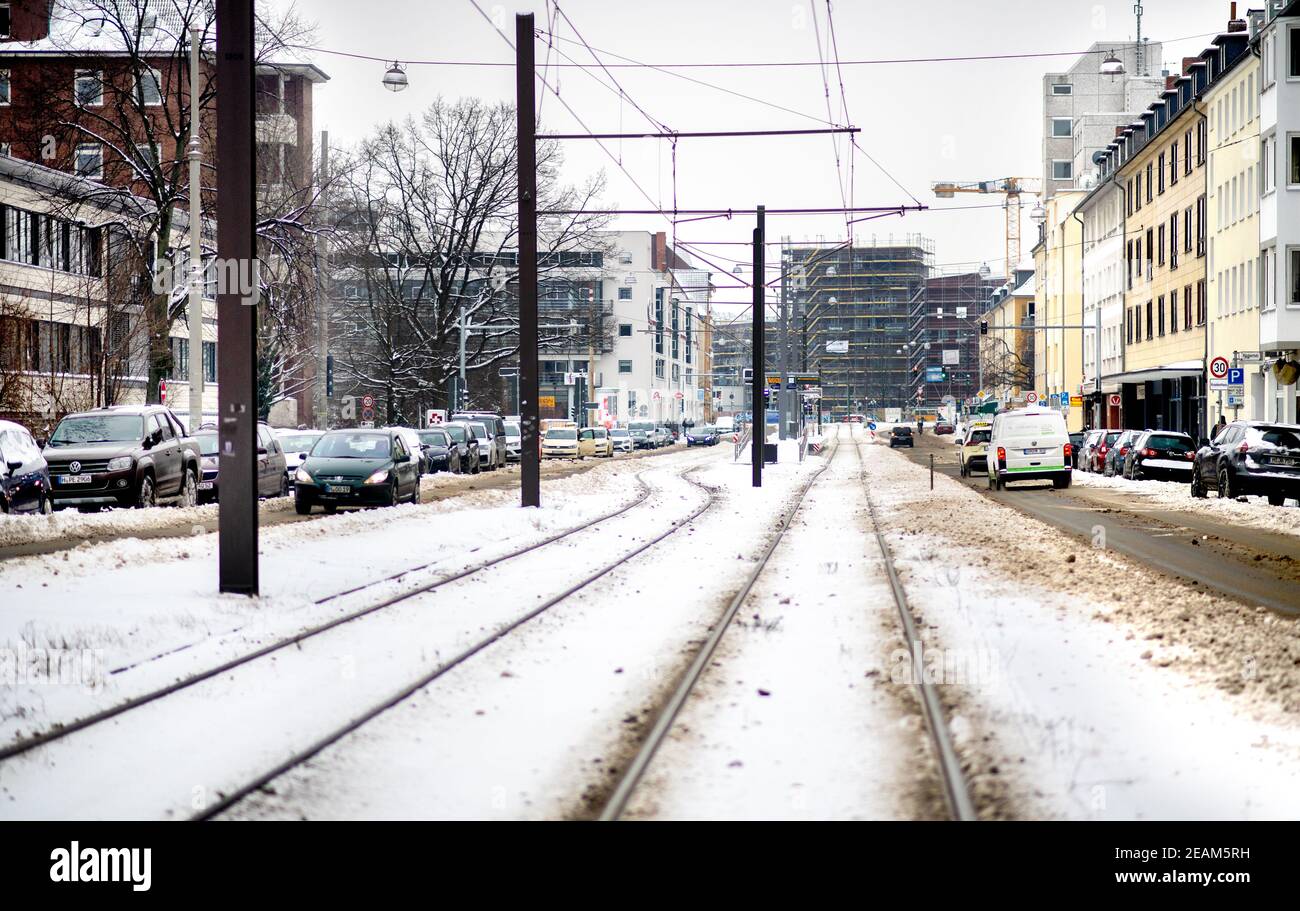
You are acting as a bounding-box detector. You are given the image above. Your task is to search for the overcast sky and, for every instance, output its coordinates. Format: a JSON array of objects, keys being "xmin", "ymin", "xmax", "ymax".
[{"xmin": 294, "ymin": 0, "xmax": 1239, "ymax": 309}]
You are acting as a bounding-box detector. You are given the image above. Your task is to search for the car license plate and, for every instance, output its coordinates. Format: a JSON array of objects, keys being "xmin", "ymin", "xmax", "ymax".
[
  {"xmin": 325, "ymin": 484, "xmax": 351, "ymax": 494},
  {"xmin": 197, "ymin": 481, "xmax": 214, "ymax": 490},
  {"xmin": 59, "ymin": 474, "xmax": 92, "ymax": 484},
  {"xmin": 1023, "ymin": 448, "xmax": 1047, "ymax": 455}
]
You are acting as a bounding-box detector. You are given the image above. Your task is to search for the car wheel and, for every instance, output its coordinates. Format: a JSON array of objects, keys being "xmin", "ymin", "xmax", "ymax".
[
  {"xmin": 959, "ymin": 460, "xmax": 966, "ymax": 477},
  {"xmin": 1190, "ymin": 468, "xmax": 1207, "ymax": 498},
  {"xmin": 295, "ymin": 498, "xmax": 312, "ymax": 515},
  {"xmin": 176, "ymin": 470, "xmax": 197, "ymax": 509},
  {"xmin": 1268, "ymin": 492, "xmax": 1286, "ymax": 507},
  {"xmin": 1130, "ymin": 464, "xmax": 1143, "ymax": 481},
  {"xmin": 280, "ymin": 473, "xmax": 290, "ymax": 497},
  {"xmin": 1218, "ymin": 467, "xmax": 1235, "ymax": 500},
  {"xmin": 1053, "ymin": 474, "xmax": 1071, "ymax": 490},
  {"xmin": 136, "ymin": 474, "xmax": 157, "ymax": 509},
  {"xmin": 383, "ymin": 481, "xmax": 398, "ymax": 507}
]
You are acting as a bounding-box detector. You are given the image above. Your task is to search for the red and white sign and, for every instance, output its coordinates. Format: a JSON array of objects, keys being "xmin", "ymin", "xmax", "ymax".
[
  {"xmin": 674, "ymin": 391, "xmax": 684, "ymax": 400},
  {"xmin": 362, "ymin": 393, "xmax": 376, "ymax": 409},
  {"xmin": 158, "ymin": 379, "xmax": 167, "ymax": 403},
  {"xmin": 1025, "ymin": 391, "xmax": 1039, "ymax": 404},
  {"xmin": 1108, "ymin": 393, "xmax": 1121, "ymax": 407},
  {"xmin": 425, "ymin": 409, "xmax": 446, "ymax": 425},
  {"xmin": 1209, "ymin": 356, "xmax": 1230, "ymax": 380}
]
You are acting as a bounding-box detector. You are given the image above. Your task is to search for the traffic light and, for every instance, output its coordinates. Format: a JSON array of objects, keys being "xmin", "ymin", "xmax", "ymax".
[
  {"xmin": 980, "ymin": 320, "xmax": 988, "ymax": 335},
  {"xmin": 325, "ymin": 355, "xmax": 334, "ymax": 397}
]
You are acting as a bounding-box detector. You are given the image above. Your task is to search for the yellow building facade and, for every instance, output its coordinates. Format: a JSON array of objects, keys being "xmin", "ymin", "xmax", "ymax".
[{"xmin": 1032, "ymin": 189, "xmax": 1085, "ymax": 431}]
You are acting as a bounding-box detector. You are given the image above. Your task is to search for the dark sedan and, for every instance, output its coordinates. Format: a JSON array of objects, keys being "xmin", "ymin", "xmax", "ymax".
[
  {"xmin": 1191, "ymin": 421, "xmax": 1300, "ymax": 505},
  {"xmin": 417, "ymin": 428, "xmax": 461, "ymax": 473},
  {"xmin": 441, "ymin": 423, "xmax": 481, "ymax": 474},
  {"xmin": 889, "ymin": 426, "xmax": 914, "ymax": 448},
  {"xmin": 685, "ymin": 426, "xmax": 720, "ymax": 446},
  {"xmin": 1122, "ymin": 431, "xmax": 1196, "ymax": 481},
  {"xmin": 1103, "ymin": 429, "xmax": 1144, "ymax": 476},
  {"xmin": 294, "ymin": 429, "xmax": 421, "ymax": 515},
  {"xmin": 0, "ymin": 420, "xmax": 53, "ymax": 515}
]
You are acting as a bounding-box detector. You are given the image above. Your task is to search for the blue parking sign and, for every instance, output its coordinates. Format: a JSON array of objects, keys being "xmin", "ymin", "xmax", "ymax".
[{"xmin": 1227, "ymin": 367, "xmax": 1244, "ymax": 385}]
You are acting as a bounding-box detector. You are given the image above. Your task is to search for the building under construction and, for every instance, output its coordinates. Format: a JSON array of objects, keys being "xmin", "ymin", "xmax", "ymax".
[
  {"xmin": 909, "ymin": 270, "xmax": 1006, "ymax": 411},
  {"xmin": 783, "ymin": 236, "xmax": 932, "ymax": 415}
]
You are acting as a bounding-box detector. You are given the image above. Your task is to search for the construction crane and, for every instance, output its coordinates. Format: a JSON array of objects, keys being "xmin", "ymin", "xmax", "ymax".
[{"xmin": 931, "ymin": 177, "xmax": 1041, "ymax": 276}]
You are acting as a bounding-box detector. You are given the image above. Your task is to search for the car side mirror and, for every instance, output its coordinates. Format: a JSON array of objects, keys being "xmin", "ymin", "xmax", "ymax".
[
  {"xmin": 6, "ymin": 460, "xmax": 21, "ymax": 473},
  {"xmin": 257, "ymin": 447, "xmax": 268, "ymax": 456},
  {"xmin": 34, "ymin": 438, "xmax": 46, "ymax": 448},
  {"xmin": 1199, "ymin": 438, "xmax": 1210, "ymax": 448},
  {"xmin": 395, "ymin": 452, "xmax": 410, "ymax": 463},
  {"xmin": 300, "ymin": 451, "xmax": 310, "ymax": 459}
]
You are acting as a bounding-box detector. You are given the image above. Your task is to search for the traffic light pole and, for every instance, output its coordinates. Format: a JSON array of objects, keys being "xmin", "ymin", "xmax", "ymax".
[
  {"xmin": 751, "ymin": 205, "xmax": 764, "ymax": 487},
  {"xmin": 215, "ymin": 0, "xmax": 257, "ymax": 595},
  {"xmin": 516, "ymin": 13, "xmax": 540, "ymax": 508}
]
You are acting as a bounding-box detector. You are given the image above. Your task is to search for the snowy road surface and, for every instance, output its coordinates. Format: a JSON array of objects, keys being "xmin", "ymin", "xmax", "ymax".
[{"xmin": 3, "ymin": 425, "xmax": 1299, "ymax": 819}]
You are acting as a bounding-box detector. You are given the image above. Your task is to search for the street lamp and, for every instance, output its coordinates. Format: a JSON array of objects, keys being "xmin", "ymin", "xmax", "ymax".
[
  {"xmin": 382, "ymin": 62, "xmax": 409, "ymax": 92},
  {"xmin": 1030, "ymin": 200, "xmax": 1047, "ymax": 223},
  {"xmin": 1100, "ymin": 51, "xmax": 1125, "ymax": 78}
]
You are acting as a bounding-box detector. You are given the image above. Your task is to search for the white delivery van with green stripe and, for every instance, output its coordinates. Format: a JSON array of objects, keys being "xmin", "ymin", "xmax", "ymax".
[{"xmin": 986, "ymin": 408, "xmax": 1073, "ymax": 491}]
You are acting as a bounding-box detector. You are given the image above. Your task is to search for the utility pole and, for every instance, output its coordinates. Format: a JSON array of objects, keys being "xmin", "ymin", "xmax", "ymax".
[
  {"xmin": 215, "ymin": 0, "xmax": 258, "ymax": 595},
  {"xmin": 316, "ymin": 130, "xmax": 331, "ymax": 429},
  {"xmin": 186, "ymin": 27, "xmax": 203, "ymax": 433},
  {"xmin": 751, "ymin": 205, "xmax": 765, "ymax": 487},
  {"xmin": 778, "ymin": 257, "xmax": 789, "ymax": 440},
  {"xmin": 516, "ymin": 13, "xmax": 540, "ymax": 508}
]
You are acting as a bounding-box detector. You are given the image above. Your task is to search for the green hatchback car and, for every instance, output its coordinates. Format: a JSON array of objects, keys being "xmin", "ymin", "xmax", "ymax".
[{"xmin": 294, "ymin": 429, "xmax": 421, "ymax": 515}]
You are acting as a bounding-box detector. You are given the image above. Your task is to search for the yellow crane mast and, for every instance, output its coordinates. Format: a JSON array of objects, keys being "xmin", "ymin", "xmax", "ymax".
[{"xmin": 931, "ymin": 177, "xmax": 1041, "ymax": 275}]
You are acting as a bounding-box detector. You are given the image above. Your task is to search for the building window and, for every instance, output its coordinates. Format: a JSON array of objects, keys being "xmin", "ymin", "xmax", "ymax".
[
  {"xmin": 1145, "ymin": 229, "xmax": 1153, "ymax": 278},
  {"xmin": 1196, "ymin": 279, "xmax": 1206, "ymax": 325},
  {"xmin": 1197, "ymin": 120, "xmax": 1207, "ymax": 165},
  {"xmin": 1157, "ymin": 224, "xmax": 1166, "ymax": 266},
  {"xmin": 1184, "ymin": 206, "xmax": 1193, "ymax": 253},
  {"xmin": 618, "ymin": 359, "xmax": 633, "ymax": 373},
  {"xmin": 134, "ymin": 142, "xmax": 156, "ymax": 176},
  {"xmin": 1135, "ymin": 173, "xmax": 1143, "ymax": 209},
  {"xmin": 0, "ymin": 69, "xmax": 9, "ymax": 106},
  {"xmin": 1291, "ymin": 249, "xmax": 1300, "ymax": 307},
  {"xmin": 671, "ymin": 299, "xmax": 679, "ymax": 359},
  {"xmin": 1290, "ymin": 134, "xmax": 1300, "ymax": 186},
  {"xmin": 654, "ymin": 357, "xmax": 665, "ymax": 379},
  {"xmin": 1184, "ymin": 129, "xmax": 1193, "ymax": 176},
  {"xmin": 1145, "ymin": 163, "xmax": 1153, "ymax": 201},
  {"xmin": 671, "ymin": 363, "xmax": 680, "ymax": 383},
  {"xmin": 1196, "ymin": 195, "xmax": 1206, "ymax": 256},
  {"xmin": 1051, "ymin": 159, "xmax": 1072, "ymax": 180},
  {"xmin": 1158, "ymin": 152, "xmax": 1166, "ymax": 193},
  {"xmin": 618, "ymin": 323, "xmax": 632, "ymax": 337},
  {"xmin": 1126, "ymin": 306, "xmax": 1133, "ymax": 345},
  {"xmin": 617, "ymin": 286, "xmax": 632, "ymax": 300},
  {"xmin": 137, "ymin": 68, "xmax": 162, "ymax": 106},
  {"xmin": 74, "ymin": 143, "xmax": 102, "ymax": 179},
  {"xmin": 1051, "ymin": 118, "xmax": 1072, "ymax": 138},
  {"xmin": 654, "ymin": 288, "xmax": 664, "ymax": 354},
  {"xmin": 1145, "ymin": 299, "xmax": 1153, "ymax": 339},
  {"xmin": 0, "ymin": 5, "xmax": 10, "ymax": 39},
  {"xmin": 1291, "ymin": 25, "xmax": 1300, "ymax": 79},
  {"xmin": 1183, "ymin": 285, "xmax": 1192, "ymax": 331},
  {"xmin": 1135, "ymin": 304, "xmax": 1142, "ymax": 341},
  {"xmin": 1051, "ymin": 83, "xmax": 1072, "ymax": 95},
  {"xmin": 1263, "ymin": 136, "xmax": 1276, "ymax": 193},
  {"xmin": 74, "ymin": 70, "xmax": 103, "ymax": 107},
  {"xmin": 1126, "ymin": 239, "xmax": 1134, "ymax": 288},
  {"xmin": 203, "ymin": 341, "xmax": 216, "ymax": 383},
  {"xmin": 1170, "ymin": 214, "xmax": 1178, "ymax": 269}
]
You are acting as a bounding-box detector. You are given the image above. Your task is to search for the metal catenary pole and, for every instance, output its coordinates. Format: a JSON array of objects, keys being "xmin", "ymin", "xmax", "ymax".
[
  {"xmin": 215, "ymin": 0, "xmax": 258, "ymax": 595},
  {"xmin": 516, "ymin": 13, "xmax": 540, "ymax": 508},
  {"xmin": 186, "ymin": 27, "xmax": 204, "ymax": 433},
  {"xmin": 316, "ymin": 130, "xmax": 331, "ymax": 429},
  {"xmin": 751, "ymin": 205, "xmax": 765, "ymax": 487}
]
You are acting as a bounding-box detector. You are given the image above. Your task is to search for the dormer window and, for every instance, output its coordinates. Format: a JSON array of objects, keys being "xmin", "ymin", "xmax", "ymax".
[{"xmin": 74, "ymin": 70, "xmax": 103, "ymax": 107}]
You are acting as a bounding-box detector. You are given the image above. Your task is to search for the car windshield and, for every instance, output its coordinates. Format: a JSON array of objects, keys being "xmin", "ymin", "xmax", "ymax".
[
  {"xmin": 505, "ymin": 424, "xmax": 520, "ymax": 438},
  {"xmin": 1146, "ymin": 434, "xmax": 1194, "ymax": 452},
  {"xmin": 967, "ymin": 429, "xmax": 991, "ymax": 443},
  {"xmin": 894, "ymin": 427, "xmax": 911, "ymax": 435},
  {"xmin": 610, "ymin": 429, "xmax": 629, "ymax": 437},
  {"xmin": 278, "ymin": 433, "xmax": 321, "ymax": 453},
  {"xmin": 443, "ymin": 425, "xmax": 467, "ymax": 442},
  {"xmin": 546, "ymin": 429, "xmax": 577, "ymax": 440},
  {"xmin": 194, "ymin": 432, "xmax": 219, "ymax": 456},
  {"xmin": 311, "ymin": 433, "xmax": 391, "ymax": 458},
  {"xmin": 1001, "ymin": 416, "xmax": 1063, "ymax": 436},
  {"xmin": 467, "ymin": 424, "xmax": 488, "ymax": 440},
  {"xmin": 1104, "ymin": 432, "xmax": 1120, "ymax": 444},
  {"xmin": 692, "ymin": 427, "xmax": 715, "ymax": 435},
  {"xmin": 629, "ymin": 422, "xmax": 655, "ymax": 432},
  {"xmin": 49, "ymin": 414, "xmax": 144, "ymax": 446},
  {"xmin": 418, "ymin": 431, "xmax": 448, "ymax": 446},
  {"xmin": 1245, "ymin": 425, "xmax": 1300, "ymax": 449}
]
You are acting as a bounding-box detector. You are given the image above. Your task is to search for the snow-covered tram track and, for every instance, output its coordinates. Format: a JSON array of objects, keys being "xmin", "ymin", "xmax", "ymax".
[{"xmin": 0, "ymin": 457, "xmax": 721, "ymax": 819}]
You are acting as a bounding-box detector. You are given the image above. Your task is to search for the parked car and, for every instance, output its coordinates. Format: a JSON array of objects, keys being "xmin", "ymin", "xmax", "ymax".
[
  {"xmin": 441, "ymin": 422, "xmax": 481, "ymax": 474},
  {"xmin": 578, "ymin": 426, "xmax": 614, "ymax": 458},
  {"xmin": 388, "ymin": 427, "xmax": 430, "ymax": 475},
  {"xmin": 986, "ymin": 408, "xmax": 1071, "ymax": 490},
  {"xmin": 542, "ymin": 426, "xmax": 580, "ymax": 459},
  {"xmin": 1081, "ymin": 429, "xmax": 1121, "ymax": 473},
  {"xmin": 189, "ymin": 422, "xmax": 289, "ymax": 502},
  {"xmin": 450, "ymin": 412, "xmax": 508, "ymax": 468},
  {"xmin": 417, "ymin": 427, "xmax": 460, "ymax": 473},
  {"xmin": 686, "ymin": 425, "xmax": 721, "ymax": 447},
  {"xmin": 1103, "ymin": 430, "xmax": 1145, "ymax": 476},
  {"xmin": 43, "ymin": 405, "xmax": 201, "ymax": 509},
  {"xmin": 504, "ymin": 421, "xmax": 522, "ymax": 461},
  {"xmin": 1122, "ymin": 430, "xmax": 1196, "ymax": 481},
  {"xmin": 889, "ymin": 426, "xmax": 914, "ymax": 448},
  {"xmin": 958, "ymin": 424, "xmax": 991, "ymax": 477},
  {"xmin": 1068, "ymin": 431, "xmax": 1087, "ymax": 469},
  {"xmin": 0, "ymin": 420, "xmax": 52, "ymax": 514},
  {"xmin": 652, "ymin": 426, "xmax": 674, "ymax": 447},
  {"xmin": 294, "ymin": 428, "xmax": 421, "ymax": 514},
  {"xmin": 1191, "ymin": 421, "xmax": 1300, "ymax": 504},
  {"xmin": 935, "ymin": 421, "xmax": 955, "ymax": 435},
  {"xmin": 456, "ymin": 420, "xmax": 500, "ymax": 471},
  {"xmin": 275, "ymin": 428, "xmax": 325, "ymax": 486},
  {"xmin": 609, "ymin": 427, "xmax": 634, "ymax": 453}
]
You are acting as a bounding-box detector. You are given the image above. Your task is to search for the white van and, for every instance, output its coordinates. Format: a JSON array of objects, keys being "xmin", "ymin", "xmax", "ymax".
[
  {"xmin": 716, "ymin": 415, "xmax": 735, "ymax": 433},
  {"xmin": 986, "ymin": 409, "xmax": 1072, "ymax": 490}
]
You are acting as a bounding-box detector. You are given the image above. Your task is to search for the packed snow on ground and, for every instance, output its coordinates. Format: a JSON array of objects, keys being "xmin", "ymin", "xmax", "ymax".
[
  {"xmin": 867, "ymin": 441, "xmax": 1300, "ymax": 820},
  {"xmin": 0, "ymin": 494, "xmax": 296, "ymax": 548},
  {"xmin": 223, "ymin": 443, "xmax": 830, "ymax": 821},
  {"xmin": 0, "ymin": 448, "xmax": 716, "ymax": 747},
  {"xmin": 621, "ymin": 431, "xmax": 932, "ymax": 820},
  {"xmin": 1072, "ymin": 469, "xmax": 1300, "ymax": 539}
]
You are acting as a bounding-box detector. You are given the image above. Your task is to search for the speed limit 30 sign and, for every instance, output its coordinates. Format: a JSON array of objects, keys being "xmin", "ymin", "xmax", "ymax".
[{"xmin": 1209, "ymin": 356, "xmax": 1230, "ymax": 380}]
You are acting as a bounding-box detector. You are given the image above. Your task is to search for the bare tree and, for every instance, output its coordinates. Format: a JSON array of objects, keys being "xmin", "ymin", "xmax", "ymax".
[
  {"xmin": 25, "ymin": 0, "xmax": 320, "ymax": 407},
  {"xmin": 331, "ymin": 97, "xmax": 610, "ymax": 423}
]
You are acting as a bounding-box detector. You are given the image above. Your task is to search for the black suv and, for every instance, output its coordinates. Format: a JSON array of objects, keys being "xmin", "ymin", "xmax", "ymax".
[
  {"xmin": 889, "ymin": 426, "xmax": 914, "ymax": 448},
  {"xmin": 43, "ymin": 406, "xmax": 202, "ymax": 509},
  {"xmin": 1191, "ymin": 420, "xmax": 1300, "ymax": 504}
]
